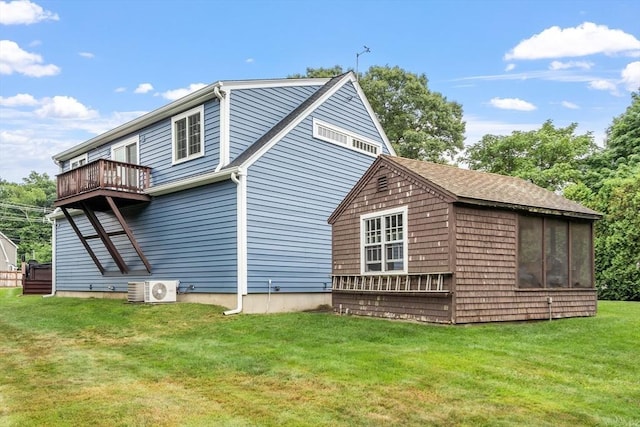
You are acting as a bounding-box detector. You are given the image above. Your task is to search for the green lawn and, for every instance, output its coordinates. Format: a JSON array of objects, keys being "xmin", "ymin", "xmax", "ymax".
[{"xmin": 0, "ymin": 288, "xmax": 638, "ymax": 427}]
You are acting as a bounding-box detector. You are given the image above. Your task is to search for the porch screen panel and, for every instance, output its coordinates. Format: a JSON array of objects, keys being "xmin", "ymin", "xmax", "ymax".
[
  {"xmin": 571, "ymin": 222, "xmax": 593, "ymax": 288},
  {"xmin": 545, "ymin": 218, "xmax": 569, "ymax": 287},
  {"xmin": 518, "ymin": 216, "xmax": 543, "ymax": 288}
]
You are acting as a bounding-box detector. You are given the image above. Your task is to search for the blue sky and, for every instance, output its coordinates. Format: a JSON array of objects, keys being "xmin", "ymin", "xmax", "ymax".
[{"xmin": 1, "ymin": 0, "xmax": 639, "ymax": 183}]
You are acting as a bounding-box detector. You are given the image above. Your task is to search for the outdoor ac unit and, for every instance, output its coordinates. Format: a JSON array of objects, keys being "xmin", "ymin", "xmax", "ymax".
[
  {"xmin": 144, "ymin": 280, "xmax": 178, "ymax": 303},
  {"xmin": 127, "ymin": 282, "xmax": 145, "ymax": 303}
]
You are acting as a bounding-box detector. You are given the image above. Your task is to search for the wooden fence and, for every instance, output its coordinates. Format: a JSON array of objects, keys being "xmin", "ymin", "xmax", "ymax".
[{"xmin": 0, "ymin": 270, "xmax": 22, "ymax": 287}]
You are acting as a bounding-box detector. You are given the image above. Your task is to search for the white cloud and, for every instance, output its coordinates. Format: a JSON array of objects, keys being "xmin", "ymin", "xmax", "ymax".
[
  {"xmin": 35, "ymin": 96, "xmax": 98, "ymax": 119},
  {"xmin": 0, "ymin": 40, "xmax": 60, "ymax": 77},
  {"xmin": 114, "ymin": 87, "xmax": 126, "ymax": 93},
  {"xmin": 489, "ymin": 97, "xmax": 537, "ymax": 111},
  {"xmin": 159, "ymin": 83, "xmax": 207, "ymax": 101},
  {"xmin": 0, "ymin": 0, "xmax": 59, "ymax": 25},
  {"xmin": 588, "ymin": 79, "xmax": 618, "ymax": 93},
  {"xmin": 245, "ymin": 58, "xmax": 254, "ymax": 64},
  {"xmin": 0, "ymin": 93, "xmax": 38, "ymax": 107},
  {"xmin": 621, "ymin": 61, "xmax": 640, "ymax": 91},
  {"xmin": 78, "ymin": 52, "xmax": 94, "ymax": 59},
  {"xmin": 505, "ymin": 63, "xmax": 516, "ymax": 72},
  {"xmin": 505, "ymin": 22, "xmax": 640, "ymax": 60},
  {"xmin": 549, "ymin": 60, "xmax": 593, "ymax": 70},
  {"xmin": 134, "ymin": 83, "xmax": 154, "ymax": 94},
  {"xmin": 561, "ymin": 101, "xmax": 580, "ymax": 109}
]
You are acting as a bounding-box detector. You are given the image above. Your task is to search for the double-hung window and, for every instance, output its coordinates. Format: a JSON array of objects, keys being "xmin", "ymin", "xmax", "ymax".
[
  {"xmin": 172, "ymin": 106, "xmax": 204, "ymax": 164},
  {"xmin": 361, "ymin": 206, "xmax": 408, "ymax": 274}
]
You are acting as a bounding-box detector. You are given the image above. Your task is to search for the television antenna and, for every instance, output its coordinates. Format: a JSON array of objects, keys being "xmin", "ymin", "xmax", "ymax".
[{"xmin": 355, "ymin": 45, "xmax": 370, "ymax": 80}]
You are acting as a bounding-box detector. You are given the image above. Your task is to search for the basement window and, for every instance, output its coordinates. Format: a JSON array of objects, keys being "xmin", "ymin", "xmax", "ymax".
[
  {"xmin": 313, "ymin": 118, "xmax": 380, "ymax": 156},
  {"xmin": 517, "ymin": 215, "xmax": 593, "ymax": 289}
]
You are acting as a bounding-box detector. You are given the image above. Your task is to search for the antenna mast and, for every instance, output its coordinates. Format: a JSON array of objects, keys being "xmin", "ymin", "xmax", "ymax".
[{"xmin": 355, "ymin": 45, "xmax": 370, "ymax": 80}]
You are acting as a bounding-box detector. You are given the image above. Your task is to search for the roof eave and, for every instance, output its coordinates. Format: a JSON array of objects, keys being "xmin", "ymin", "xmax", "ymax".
[
  {"xmin": 53, "ymin": 77, "xmax": 333, "ymax": 163},
  {"xmin": 456, "ymin": 197, "xmax": 602, "ymax": 220}
]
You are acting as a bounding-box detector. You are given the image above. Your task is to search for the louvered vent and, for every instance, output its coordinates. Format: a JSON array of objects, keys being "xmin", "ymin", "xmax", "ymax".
[
  {"xmin": 377, "ymin": 175, "xmax": 388, "ymax": 192},
  {"xmin": 127, "ymin": 282, "xmax": 145, "ymax": 303}
]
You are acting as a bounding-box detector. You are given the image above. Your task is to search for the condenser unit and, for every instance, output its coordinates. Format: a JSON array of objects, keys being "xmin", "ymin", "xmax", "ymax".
[
  {"xmin": 127, "ymin": 282, "xmax": 145, "ymax": 303},
  {"xmin": 144, "ymin": 280, "xmax": 178, "ymax": 303}
]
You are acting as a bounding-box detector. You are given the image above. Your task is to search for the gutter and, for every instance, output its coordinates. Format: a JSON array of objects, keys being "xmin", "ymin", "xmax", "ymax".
[{"xmin": 224, "ymin": 168, "xmax": 247, "ymax": 315}]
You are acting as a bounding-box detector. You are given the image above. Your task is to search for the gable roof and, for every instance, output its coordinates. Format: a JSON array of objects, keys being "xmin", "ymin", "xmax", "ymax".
[
  {"xmin": 226, "ymin": 73, "xmax": 348, "ymax": 169},
  {"xmin": 330, "ymin": 155, "xmax": 601, "ymax": 222},
  {"xmin": 52, "ymin": 77, "xmax": 333, "ymax": 163}
]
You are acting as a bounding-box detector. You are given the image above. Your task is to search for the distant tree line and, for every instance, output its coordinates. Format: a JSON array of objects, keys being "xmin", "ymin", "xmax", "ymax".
[{"xmin": 0, "ymin": 172, "xmax": 56, "ymax": 264}]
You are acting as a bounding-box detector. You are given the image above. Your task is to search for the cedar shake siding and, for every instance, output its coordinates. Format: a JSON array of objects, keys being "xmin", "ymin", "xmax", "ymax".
[
  {"xmin": 330, "ymin": 162, "xmax": 454, "ymax": 323},
  {"xmin": 332, "ymin": 164, "xmax": 451, "ymax": 274},
  {"xmin": 329, "ymin": 155, "xmax": 601, "ymax": 324},
  {"xmin": 453, "ymin": 206, "xmax": 596, "ymax": 323}
]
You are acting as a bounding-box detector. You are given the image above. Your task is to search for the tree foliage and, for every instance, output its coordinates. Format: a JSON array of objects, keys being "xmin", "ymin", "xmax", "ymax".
[
  {"xmin": 0, "ymin": 172, "xmax": 55, "ymax": 263},
  {"xmin": 563, "ymin": 92, "xmax": 640, "ymax": 301},
  {"xmin": 465, "ymin": 120, "xmax": 597, "ymax": 191},
  {"xmin": 291, "ymin": 65, "xmax": 466, "ymax": 162}
]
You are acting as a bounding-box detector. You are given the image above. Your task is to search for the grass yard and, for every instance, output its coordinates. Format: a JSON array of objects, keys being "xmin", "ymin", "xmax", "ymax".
[{"xmin": 0, "ymin": 288, "xmax": 638, "ymax": 427}]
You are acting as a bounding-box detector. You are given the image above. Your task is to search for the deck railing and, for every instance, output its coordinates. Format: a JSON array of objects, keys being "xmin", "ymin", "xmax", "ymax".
[
  {"xmin": 56, "ymin": 159, "xmax": 151, "ymax": 200},
  {"xmin": 332, "ymin": 273, "xmax": 452, "ymax": 293}
]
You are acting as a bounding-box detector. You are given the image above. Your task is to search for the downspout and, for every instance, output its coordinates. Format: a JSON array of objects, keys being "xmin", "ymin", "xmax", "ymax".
[
  {"xmin": 43, "ymin": 216, "xmax": 56, "ymax": 298},
  {"xmin": 224, "ymin": 168, "xmax": 247, "ymax": 315},
  {"xmin": 213, "ymin": 84, "xmax": 229, "ymax": 172}
]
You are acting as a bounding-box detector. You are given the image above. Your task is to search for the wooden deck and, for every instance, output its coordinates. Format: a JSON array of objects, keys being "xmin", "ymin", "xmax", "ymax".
[
  {"xmin": 54, "ymin": 159, "xmax": 153, "ymax": 274},
  {"xmin": 55, "ymin": 159, "xmax": 151, "ymax": 210}
]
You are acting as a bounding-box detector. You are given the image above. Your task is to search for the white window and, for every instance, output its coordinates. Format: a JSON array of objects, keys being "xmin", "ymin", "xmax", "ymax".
[
  {"xmin": 69, "ymin": 154, "xmax": 87, "ymax": 170},
  {"xmin": 361, "ymin": 206, "xmax": 408, "ymax": 274},
  {"xmin": 313, "ymin": 118, "xmax": 380, "ymax": 156},
  {"xmin": 111, "ymin": 136, "xmax": 139, "ymax": 164},
  {"xmin": 172, "ymin": 105, "xmax": 204, "ymax": 164},
  {"xmin": 110, "ymin": 136, "xmax": 140, "ymax": 188}
]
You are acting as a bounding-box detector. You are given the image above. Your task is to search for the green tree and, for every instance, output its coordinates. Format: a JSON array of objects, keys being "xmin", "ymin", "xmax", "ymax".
[
  {"xmin": 465, "ymin": 120, "xmax": 597, "ymax": 191},
  {"xmin": 0, "ymin": 172, "xmax": 55, "ymax": 263},
  {"xmin": 291, "ymin": 65, "xmax": 466, "ymax": 162},
  {"xmin": 564, "ymin": 91, "xmax": 640, "ymax": 300}
]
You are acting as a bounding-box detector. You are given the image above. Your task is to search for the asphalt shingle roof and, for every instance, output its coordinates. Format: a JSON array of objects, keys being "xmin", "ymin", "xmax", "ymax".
[{"xmin": 385, "ymin": 155, "xmax": 601, "ymax": 218}]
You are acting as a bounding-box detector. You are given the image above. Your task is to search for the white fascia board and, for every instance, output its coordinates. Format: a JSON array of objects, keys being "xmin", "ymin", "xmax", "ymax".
[
  {"xmin": 351, "ymin": 76, "xmax": 396, "ymax": 157},
  {"xmin": 145, "ymin": 167, "xmax": 238, "ymax": 196},
  {"xmin": 220, "ymin": 78, "xmax": 330, "ymax": 91},
  {"xmin": 238, "ymin": 73, "xmax": 354, "ymax": 170},
  {"xmin": 47, "ymin": 207, "xmax": 84, "ymax": 220}
]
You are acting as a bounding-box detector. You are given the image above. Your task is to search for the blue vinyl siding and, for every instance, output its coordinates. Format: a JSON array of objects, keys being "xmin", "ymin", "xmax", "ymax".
[
  {"xmin": 61, "ymin": 100, "xmax": 220, "ymax": 185},
  {"xmin": 245, "ymin": 115, "xmax": 378, "ymax": 293},
  {"xmin": 228, "ymin": 85, "xmax": 321, "ymax": 161},
  {"xmin": 55, "ymin": 181, "xmax": 237, "ymax": 293}
]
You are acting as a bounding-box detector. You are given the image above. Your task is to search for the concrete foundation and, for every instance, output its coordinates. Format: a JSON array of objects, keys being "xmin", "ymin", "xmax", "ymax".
[{"xmin": 53, "ymin": 291, "xmax": 332, "ymax": 314}]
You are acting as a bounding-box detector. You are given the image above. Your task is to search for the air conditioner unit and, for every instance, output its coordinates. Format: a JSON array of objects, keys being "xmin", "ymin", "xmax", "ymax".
[
  {"xmin": 144, "ymin": 280, "xmax": 178, "ymax": 303},
  {"xmin": 127, "ymin": 282, "xmax": 145, "ymax": 303}
]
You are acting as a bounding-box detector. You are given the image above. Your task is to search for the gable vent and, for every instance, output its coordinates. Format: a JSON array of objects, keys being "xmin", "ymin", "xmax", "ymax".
[
  {"xmin": 313, "ymin": 118, "xmax": 380, "ymax": 156},
  {"xmin": 377, "ymin": 175, "xmax": 388, "ymax": 192}
]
